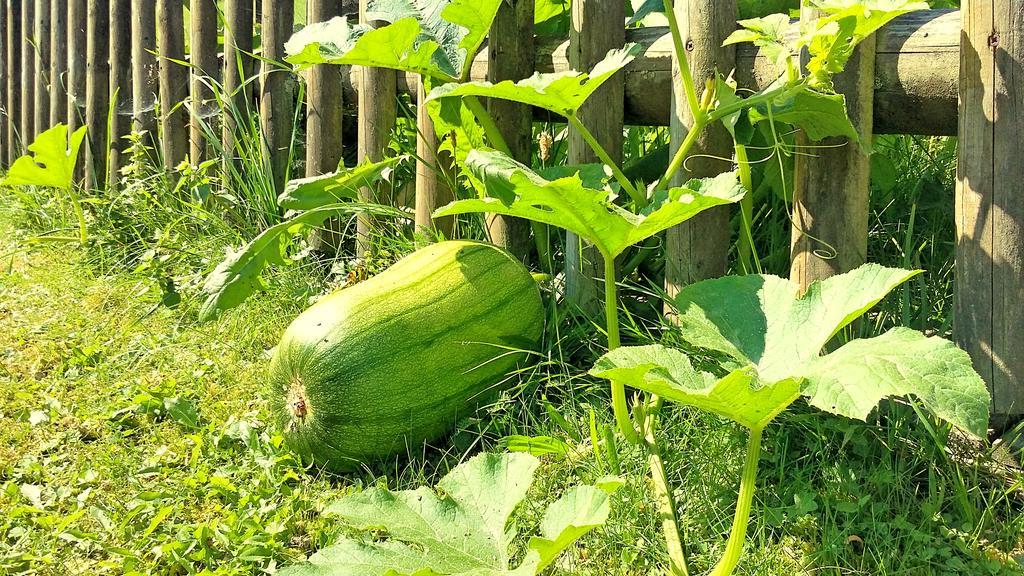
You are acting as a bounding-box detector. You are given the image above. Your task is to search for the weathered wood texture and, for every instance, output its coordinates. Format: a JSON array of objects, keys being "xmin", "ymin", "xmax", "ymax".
[
  {"xmin": 564, "ymin": 0, "xmax": 624, "ymax": 314},
  {"xmin": 20, "ymin": 0, "xmax": 32, "ymax": 145},
  {"xmin": 190, "ymin": 0, "xmax": 218, "ymax": 163},
  {"xmin": 373, "ymin": 10, "xmax": 959, "ymax": 134},
  {"xmin": 664, "ymin": 0, "xmax": 736, "ymax": 304},
  {"xmin": 34, "ymin": 0, "xmax": 50, "ymax": 137},
  {"xmin": 260, "ymin": 0, "xmax": 294, "ymax": 194},
  {"xmin": 956, "ymin": 0, "xmax": 1024, "ymax": 419},
  {"xmin": 486, "ymin": 0, "xmax": 534, "ymax": 262},
  {"xmin": 355, "ymin": 0, "xmax": 397, "ymax": 255},
  {"xmin": 84, "ymin": 0, "xmax": 108, "ymax": 187},
  {"xmin": 6, "ymin": 0, "xmax": 19, "ymax": 162},
  {"xmin": 131, "ymin": 0, "xmax": 157, "ymax": 148},
  {"xmin": 67, "ymin": 0, "xmax": 85, "ymax": 138},
  {"xmin": 222, "ymin": 0, "xmax": 253, "ymax": 174},
  {"xmin": 50, "ymin": 0, "xmax": 67, "ymax": 125},
  {"xmin": 157, "ymin": 0, "xmax": 187, "ymax": 170},
  {"xmin": 414, "ymin": 79, "xmax": 453, "ymax": 238},
  {"xmin": 108, "ymin": 0, "xmax": 131, "ymax": 187},
  {"xmin": 789, "ymin": 6, "xmax": 874, "ymax": 289},
  {"xmin": 0, "ymin": 4, "xmax": 7, "ymax": 163}
]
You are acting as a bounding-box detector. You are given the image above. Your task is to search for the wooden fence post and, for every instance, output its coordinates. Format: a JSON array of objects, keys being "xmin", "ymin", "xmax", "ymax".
[
  {"xmin": 260, "ymin": 0, "xmax": 294, "ymax": 194},
  {"xmin": 356, "ymin": 0, "xmax": 397, "ymax": 255},
  {"xmin": 0, "ymin": 4, "xmax": 7, "ymax": 165},
  {"xmin": 157, "ymin": 0, "xmax": 187, "ymax": 170},
  {"xmin": 67, "ymin": 0, "xmax": 85, "ymax": 141},
  {"xmin": 957, "ymin": 0, "xmax": 1024, "ymax": 423},
  {"xmin": 131, "ymin": 0, "xmax": 157, "ymax": 149},
  {"xmin": 789, "ymin": 6, "xmax": 874, "ymax": 290},
  {"xmin": 50, "ymin": 0, "xmax": 67, "ymax": 126},
  {"xmin": 5, "ymin": 0, "xmax": 18, "ymax": 162},
  {"xmin": 20, "ymin": 0, "xmax": 32, "ymax": 145},
  {"xmin": 414, "ymin": 80, "xmax": 454, "ymax": 239},
  {"xmin": 564, "ymin": 0, "xmax": 624, "ymax": 314},
  {"xmin": 190, "ymin": 0, "xmax": 218, "ymax": 163},
  {"xmin": 84, "ymin": 0, "xmax": 108, "ymax": 187},
  {"xmin": 486, "ymin": 0, "xmax": 534, "ymax": 262},
  {"xmin": 107, "ymin": 0, "xmax": 130, "ymax": 188},
  {"xmin": 664, "ymin": 0, "xmax": 736, "ymax": 305},
  {"xmin": 222, "ymin": 0, "xmax": 253, "ymax": 175},
  {"xmin": 34, "ymin": 0, "xmax": 50, "ymax": 137}
]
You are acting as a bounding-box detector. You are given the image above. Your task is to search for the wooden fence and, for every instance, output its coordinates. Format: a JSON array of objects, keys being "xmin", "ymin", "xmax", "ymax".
[{"xmin": 0, "ymin": 1, "xmax": 1019, "ymax": 422}]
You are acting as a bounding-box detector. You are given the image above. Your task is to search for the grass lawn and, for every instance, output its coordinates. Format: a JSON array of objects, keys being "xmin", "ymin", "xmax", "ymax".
[{"xmin": 1, "ymin": 206, "xmax": 1023, "ymax": 576}]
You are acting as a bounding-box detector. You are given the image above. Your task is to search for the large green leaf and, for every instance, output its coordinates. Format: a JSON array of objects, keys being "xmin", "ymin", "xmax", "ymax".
[
  {"xmin": 667, "ymin": 265, "xmax": 990, "ymax": 436},
  {"xmin": 434, "ymin": 149, "xmax": 743, "ymax": 258},
  {"xmin": 198, "ymin": 203, "xmax": 407, "ymax": 322},
  {"xmin": 723, "ymin": 13, "xmax": 794, "ymax": 67},
  {"xmin": 426, "ymin": 45, "xmax": 642, "ymax": 119},
  {"xmin": 279, "ymin": 453, "xmax": 618, "ymax": 576},
  {"xmin": 747, "ymin": 87, "xmax": 859, "ymax": 144},
  {"xmin": 285, "ymin": 0, "xmax": 501, "ymax": 80},
  {"xmin": 590, "ymin": 345, "xmax": 801, "ymax": 430},
  {"xmin": 278, "ymin": 157, "xmax": 405, "ymax": 211},
  {"xmin": 2, "ymin": 124, "xmax": 86, "ymax": 189}
]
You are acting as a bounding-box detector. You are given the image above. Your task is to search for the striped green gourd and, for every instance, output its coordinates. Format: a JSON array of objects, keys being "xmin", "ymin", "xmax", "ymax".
[{"xmin": 269, "ymin": 241, "xmax": 544, "ymax": 471}]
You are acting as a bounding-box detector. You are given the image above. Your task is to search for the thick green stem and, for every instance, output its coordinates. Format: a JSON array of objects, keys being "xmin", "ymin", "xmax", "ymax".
[
  {"xmin": 658, "ymin": 117, "xmax": 707, "ymax": 191},
  {"xmin": 663, "ymin": 0, "xmax": 703, "ymax": 124},
  {"xmin": 462, "ymin": 95, "xmax": 511, "ymax": 156},
  {"xmin": 734, "ymin": 144, "xmax": 761, "ymax": 275},
  {"xmin": 647, "ymin": 415, "xmax": 690, "ymax": 576},
  {"xmin": 710, "ymin": 426, "xmax": 764, "ymax": 576},
  {"xmin": 568, "ymin": 115, "xmax": 644, "ymax": 206},
  {"xmin": 603, "ymin": 254, "xmax": 641, "ymax": 445}
]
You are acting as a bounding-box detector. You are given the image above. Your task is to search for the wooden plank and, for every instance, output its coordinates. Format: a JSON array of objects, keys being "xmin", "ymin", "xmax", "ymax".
[
  {"xmin": 485, "ymin": 0, "xmax": 534, "ymax": 262},
  {"xmin": 6, "ymin": 0, "xmax": 19, "ymax": 162},
  {"xmin": 956, "ymin": 0, "xmax": 1024, "ymax": 421},
  {"xmin": 67, "ymin": 0, "xmax": 85, "ymax": 142},
  {"xmin": 84, "ymin": 0, "xmax": 108, "ymax": 187},
  {"xmin": 190, "ymin": 0, "xmax": 218, "ymax": 163},
  {"xmin": 34, "ymin": 0, "xmax": 50, "ymax": 137},
  {"xmin": 20, "ymin": 0, "xmax": 32, "ymax": 145},
  {"xmin": 373, "ymin": 10, "xmax": 961, "ymax": 134},
  {"xmin": 50, "ymin": 0, "xmax": 68, "ymax": 126},
  {"xmin": 0, "ymin": 3, "xmax": 7, "ymax": 164},
  {"xmin": 664, "ymin": 0, "xmax": 736, "ymax": 303},
  {"xmin": 564, "ymin": 0, "xmax": 624, "ymax": 314},
  {"xmin": 789, "ymin": 6, "xmax": 874, "ymax": 290},
  {"xmin": 157, "ymin": 0, "xmax": 187, "ymax": 170},
  {"xmin": 355, "ymin": 0, "xmax": 397, "ymax": 255},
  {"xmin": 260, "ymin": 0, "xmax": 294, "ymax": 194},
  {"xmin": 131, "ymin": 0, "xmax": 158, "ymax": 149},
  {"xmin": 222, "ymin": 0, "xmax": 253, "ymax": 175},
  {"xmin": 108, "ymin": 0, "xmax": 131, "ymax": 188},
  {"xmin": 414, "ymin": 78, "xmax": 454, "ymax": 239}
]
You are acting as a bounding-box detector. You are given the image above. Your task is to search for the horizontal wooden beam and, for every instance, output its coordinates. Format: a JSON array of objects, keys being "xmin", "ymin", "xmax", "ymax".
[{"xmin": 347, "ymin": 9, "xmax": 958, "ymax": 135}]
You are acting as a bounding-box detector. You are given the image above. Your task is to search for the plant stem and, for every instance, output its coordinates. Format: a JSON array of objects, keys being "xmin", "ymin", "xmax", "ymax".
[
  {"xmin": 662, "ymin": 0, "xmax": 703, "ymax": 124},
  {"xmin": 568, "ymin": 115, "xmax": 644, "ymax": 206},
  {"xmin": 657, "ymin": 117, "xmax": 707, "ymax": 191},
  {"xmin": 734, "ymin": 143, "xmax": 761, "ymax": 275},
  {"xmin": 462, "ymin": 95, "xmax": 512, "ymax": 156},
  {"xmin": 710, "ymin": 426, "xmax": 764, "ymax": 576},
  {"xmin": 647, "ymin": 417, "xmax": 690, "ymax": 576},
  {"xmin": 602, "ymin": 254, "xmax": 641, "ymax": 445}
]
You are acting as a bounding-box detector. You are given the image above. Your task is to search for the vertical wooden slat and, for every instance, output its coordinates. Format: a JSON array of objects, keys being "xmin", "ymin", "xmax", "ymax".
[
  {"xmin": 84, "ymin": 0, "xmax": 108, "ymax": 187},
  {"xmin": 190, "ymin": 0, "xmax": 218, "ymax": 163},
  {"xmin": 6, "ymin": 0, "xmax": 19, "ymax": 161},
  {"xmin": 564, "ymin": 0, "xmax": 624, "ymax": 314},
  {"xmin": 131, "ymin": 0, "xmax": 158, "ymax": 149},
  {"xmin": 355, "ymin": 0, "xmax": 397, "ymax": 255},
  {"xmin": 414, "ymin": 80, "xmax": 454, "ymax": 239},
  {"xmin": 157, "ymin": 0, "xmax": 187, "ymax": 170},
  {"xmin": 664, "ymin": 0, "xmax": 736, "ymax": 304},
  {"xmin": 957, "ymin": 0, "xmax": 1024, "ymax": 422},
  {"xmin": 50, "ymin": 0, "xmax": 68, "ymax": 126},
  {"xmin": 20, "ymin": 0, "xmax": 32, "ymax": 145},
  {"xmin": 486, "ymin": 0, "xmax": 534, "ymax": 262},
  {"xmin": 108, "ymin": 0, "xmax": 131, "ymax": 187},
  {"xmin": 260, "ymin": 0, "xmax": 294, "ymax": 194},
  {"xmin": 789, "ymin": 6, "xmax": 874, "ymax": 290},
  {"xmin": 34, "ymin": 0, "xmax": 50, "ymax": 136},
  {"xmin": 67, "ymin": 0, "xmax": 86, "ymax": 138},
  {"xmin": 222, "ymin": 0, "xmax": 253, "ymax": 174},
  {"xmin": 0, "ymin": 3, "xmax": 7, "ymax": 165}
]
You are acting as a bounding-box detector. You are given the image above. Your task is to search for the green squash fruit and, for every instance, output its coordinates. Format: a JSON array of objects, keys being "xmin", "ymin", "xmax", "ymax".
[{"xmin": 269, "ymin": 240, "xmax": 544, "ymax": 471}]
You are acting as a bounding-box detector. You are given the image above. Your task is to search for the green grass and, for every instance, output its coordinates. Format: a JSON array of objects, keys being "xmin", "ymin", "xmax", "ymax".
[{"xmin": 2, "ymin": 200, "xmax": 1023, "ymax": 575}]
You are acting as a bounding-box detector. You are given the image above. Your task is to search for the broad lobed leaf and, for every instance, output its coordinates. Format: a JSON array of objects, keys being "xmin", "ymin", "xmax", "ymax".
[
  {"xmin": 279, "ymin": 453, "xmax": 619, "ymax": 575},
  {"xmin": 278, "ymin": 157, "xmax": 405, "ymax": 211},
  {"xmin": 2, "ymin": 124, "xmax": 86, "ymax": 189}
]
